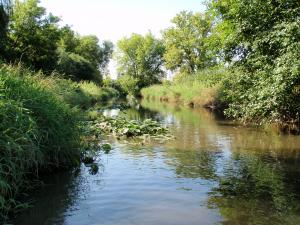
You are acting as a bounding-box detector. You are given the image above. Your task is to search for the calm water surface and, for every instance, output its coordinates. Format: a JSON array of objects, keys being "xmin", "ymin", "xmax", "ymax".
[{"xmin": 14, "ymin": 100, "xmax": 300, "ymax": 225}]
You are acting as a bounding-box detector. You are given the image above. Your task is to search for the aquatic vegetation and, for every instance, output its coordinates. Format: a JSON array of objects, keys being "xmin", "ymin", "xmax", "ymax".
[
  {"xmin": 101, "ymin": 143, "xmax": 112, "ymax": 154},
  {"xmin": 86, "ymin": 114, "xmax": 171, "ymax": 140},
  {"xmin": 82, "ymin": 155, "xmax": 95, "ymax": 164},
  {"xmin": 89, "ymin": 164, "xmax": 99, "ymax": 175}
]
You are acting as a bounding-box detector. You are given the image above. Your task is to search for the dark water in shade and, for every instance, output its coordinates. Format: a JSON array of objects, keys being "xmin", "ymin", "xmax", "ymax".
[{"xmin": 13, "ymin": 100, "xmax": 300, "ymax": 225}]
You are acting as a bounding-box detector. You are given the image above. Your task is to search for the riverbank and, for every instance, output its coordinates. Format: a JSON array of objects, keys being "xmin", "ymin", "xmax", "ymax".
[
  {"xmin": 141, "ymin": 68, "xmax": 226, "ymax": 110},
  {"xmin": 141, "ymin": 68, "xmax": 300, "ymax": 134},
  {"xmin": 0, "ymin": 64, "xmax": 118, "ymax": 222},
  {"xmin": 12, "ymin": 98, "xmax": 300, "ymax": 225}
]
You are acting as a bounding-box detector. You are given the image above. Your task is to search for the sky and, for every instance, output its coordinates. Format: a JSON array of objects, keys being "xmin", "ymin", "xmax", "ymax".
[{"xmin": 40, "ymin": 0, "xmax": 206, "ymax": 78}]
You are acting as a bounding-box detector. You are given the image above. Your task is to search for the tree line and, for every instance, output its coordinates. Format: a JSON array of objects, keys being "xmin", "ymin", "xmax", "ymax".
[
  {"xmin": 116, "ymin": 0, "xmax": 300, "ymax": 127},
  {"xmin": 1, "ymin": 0, "xmax": 299, "ymax": 125},
  {"xmin": 0, "ymin": 0, "xmax": 113, "ymax": 83}
]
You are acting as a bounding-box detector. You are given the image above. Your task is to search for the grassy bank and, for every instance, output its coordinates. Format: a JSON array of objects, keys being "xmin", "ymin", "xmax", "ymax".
[
  {"xmin": 0, "ymin": 65, "xmax": 118, "ymax": 222},
  {"xmin": 40, "ymin": 75, "xmax": 119, "ymax": 109},
  {"xmin": 141, "ymin": 67, "xmax": 300, "ymax": 134},
  {"xmin": 141, "ymin": 68, "xmax": 227, "ymax": 109}
]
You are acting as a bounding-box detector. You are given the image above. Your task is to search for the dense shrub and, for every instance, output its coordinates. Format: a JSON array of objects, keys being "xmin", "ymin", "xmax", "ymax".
[
  {"xmin": 211, "ymin": 0, "xmax": 300, "ymax": 128},
  {"xmin": 117, "ymin": 75, "xmax": 140, "ymax": 96},
  {"xmin": 57, "ymin": 50, "xmax": 97, "ymax": 81},
  {"xmin": 39, "ymin": 75, "xmax": 119, "ymax": 109},
  {"xmin": 220, "ymin": 43, "xmax": 300, "ymax": 125}
]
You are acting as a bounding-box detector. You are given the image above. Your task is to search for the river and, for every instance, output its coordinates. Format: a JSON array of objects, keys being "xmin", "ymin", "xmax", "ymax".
[{"xmin": 13, "ymin": 100, "xmax": 300, "ymax": 225}]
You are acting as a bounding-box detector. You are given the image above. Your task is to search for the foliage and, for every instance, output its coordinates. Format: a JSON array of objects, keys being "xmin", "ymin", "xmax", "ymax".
[
  {"xmin": 0, "ymin": 65, "xmax": 81, "ymax": 221},
  {"xmin": 57, "ymin": 50, "xmax": 97, "ymax": 81},
  {"xmin": 6, "ymin": 0, "xmax": 61, "ymax": 71},
  {"xmin": 57, "ymin": 30, "xmax": 113, "ymax": 83},
  {"xmin": 39, "ymin": 75, "xmax": 119, "ymax": 109},
  {"xmin": 86, "ymin": 115, "xmax": 170, "ymax": 138},
  {"xmin": 210, "ymin": 0, "xmax": 300, "ymax": 128},
  {"xmin": 117, "ymin": 75, "xmax": 139, "ymax": 96},
  {"xmin": 116, "ymin": 33, "xmax": 165, "ymax": 94},
  {"xmin": 1, "ymin": 0, "xmax": 113, "ymax": 82},
  {"xmin": 141, "ymin": 68, "xmax": 228, "ymax": 108},
  {"xmin": 163, "ymin": 11, "xmax": 216, "ymax": 74},
  {"xmin": 103, "ymin": 76, "xmax": 127, "ymax": 97}
]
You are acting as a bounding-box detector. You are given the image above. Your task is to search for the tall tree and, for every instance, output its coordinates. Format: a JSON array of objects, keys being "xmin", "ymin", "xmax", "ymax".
[
  {"xmin": 7, "ymin": 0, "xmax": 61, "ymax": 71},
  {"xmin": 210, "ymin": 0, "xmax": 300, "ymax": 123},
  {"xmin": 116, "ymin": 33, "xmax": 165, "ymax": 90},
  {"xmin": 209, "ymin": 0, "xmax": 300, "ymax": 68},
  {"xmin": 163, "ymin": 11, "xmax": 214, "ymax": 74}
]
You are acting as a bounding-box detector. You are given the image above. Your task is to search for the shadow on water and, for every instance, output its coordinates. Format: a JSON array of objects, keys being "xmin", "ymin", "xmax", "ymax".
[
  {"xmin": 13, "ymin": 99, "xmax": 300, "ymax": 225},
  {"xmin": 13, "ymin": 168, "xmax": 86, "ymax": 225}
]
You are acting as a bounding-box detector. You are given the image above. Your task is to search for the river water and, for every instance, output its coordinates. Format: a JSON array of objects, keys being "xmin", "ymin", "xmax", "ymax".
[{"xmin": 14, "ymin": 100, "xmax": 300, "ymax": 225}]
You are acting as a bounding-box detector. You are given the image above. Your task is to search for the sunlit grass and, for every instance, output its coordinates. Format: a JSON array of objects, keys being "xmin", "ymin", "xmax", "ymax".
[{"xmin": 141, "ymin": 68, "xmax": 227, "ymax": 108}]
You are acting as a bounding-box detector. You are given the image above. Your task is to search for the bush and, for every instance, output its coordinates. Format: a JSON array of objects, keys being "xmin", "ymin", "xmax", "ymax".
[
  {"xmin": 117, "ymin": 75, "xmax": 139, "ymax": 96},
  {"xmin": 220, "ymin": 44, "xmax": 300, "ymax": 126},
  {"xmin": 57, "ymin": 50, "xmax": 98, "ymax": 81}
]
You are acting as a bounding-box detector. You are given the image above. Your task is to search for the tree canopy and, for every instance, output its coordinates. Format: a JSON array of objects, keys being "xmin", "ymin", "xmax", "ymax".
[
  {"xmin": 1, "ymin": 0, "xmax": 113, "ymax": 83},
  {"xmin": 116, "ymin": 33, "xmax": 165, "ymax": 92},
  {"xmin": 163, "ymin": 11, "xmax": 215, "ymax": 74}
]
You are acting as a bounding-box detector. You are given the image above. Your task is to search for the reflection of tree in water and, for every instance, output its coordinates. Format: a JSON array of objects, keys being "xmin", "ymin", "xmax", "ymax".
[
  {"xmin": 140, "ymin": 99, "xmax": 300, "ymax": 224},
  {"xmin": 208, "ymin": 153, "xmax": 300, "ymax": 225},
  {"xmin": 122, "ymin": 107, "xmax": 161, "ymax": 121},
  {"xmin": 13, "ymin": 167, "xmax": 92, "ymax": 225},
  {"xmin": 164, "ymin": 148, "xmax": 219, "ymax": 180}
]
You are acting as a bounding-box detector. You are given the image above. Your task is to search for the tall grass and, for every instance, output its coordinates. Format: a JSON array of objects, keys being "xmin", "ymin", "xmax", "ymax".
[
  {"xmin": 40, "ymin": 75, "xmax": 119, "ymax": 109},
  {"xmin": 141, "ymin": 68, "xmax": 228, "ymax": 108},
  {"xmin": 0, "ymin": 65, "xmax": 81, "ymax": 221}
]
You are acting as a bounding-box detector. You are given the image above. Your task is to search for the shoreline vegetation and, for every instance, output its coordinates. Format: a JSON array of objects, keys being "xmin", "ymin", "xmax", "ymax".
[
  {"xmin": 1, "ymin": 0, "xmax": 299, "ymax": 223},
  {"xmin": 0, "ymin": 64, "xmax": 169, "ymax": 222},
  {"xmin": 141, "ymin": 68, "xmax": 225, "ymax": 110},
  {"xmin": 0, "ymin": 64, "xmax": 119, "ymax": 221},
  {"xmin": 141, "ymin": 67, "xmax": 300, "ymax": 135}
]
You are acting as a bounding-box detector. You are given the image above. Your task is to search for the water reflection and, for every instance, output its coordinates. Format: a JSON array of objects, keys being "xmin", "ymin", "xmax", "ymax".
[
  {"xmin": 141, "ymin": 100, "xmax": 300, "ymax": 224},
  {"xmin": 13, "ymin": 99, "xmax": 300, "ymax": 225},
  {"xmin": 13, "ymin": 168, "xmax": 89, "ymax": 225}
]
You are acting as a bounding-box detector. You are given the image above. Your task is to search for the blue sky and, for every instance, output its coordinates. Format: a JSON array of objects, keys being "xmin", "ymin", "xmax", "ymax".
[{"xmin": 40, "ymin": 0, "xmax": 206, "ymax": 43}]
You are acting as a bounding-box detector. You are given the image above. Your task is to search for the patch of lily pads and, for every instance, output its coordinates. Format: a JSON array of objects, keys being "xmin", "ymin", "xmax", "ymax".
[
  {"xmin": 86, "ymin": 114, "xmax": 173, "ymax": 140},
  {"xmin": 80, "ymin": 113, "xmax": 173, "ymax": 172}
]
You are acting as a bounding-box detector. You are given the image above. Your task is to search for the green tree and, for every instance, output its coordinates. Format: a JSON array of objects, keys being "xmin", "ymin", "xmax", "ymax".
[
  {"xmin": 99, "ymin": 40, "xmax": 114, "ymax": 74},
  {"xmin": 58, "ymin": 25, "xmax": 80, "ymax": 53},
  {"xmin": 211, "ymin": 0, "xmax": 300, "ymax": 125},
  {"xmin": 163, "ymin": 11, "xmax": 215, "ymax": 74},
  {"xmin": 116, "ymin": 33, "xmax": 165, "ymax": 93},
  {"xmin": 209, "ymin": 0, "xmax": 300, "ymax": 68},
  {"xmin": 7, "ymin": 0, "xmax": 61, "ymax": 71},
  {"xmin": 57, "ymin": 31, "xmax": 113, "ymax": 82},
  {"xmin": 56, "ymin": 49, "xmax": 96, "ymax": 81}
]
